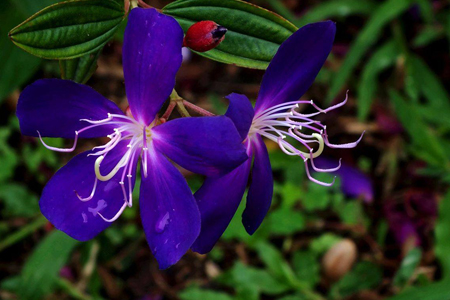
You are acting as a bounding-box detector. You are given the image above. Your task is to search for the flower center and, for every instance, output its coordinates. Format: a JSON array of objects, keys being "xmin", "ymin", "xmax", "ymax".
[
  {"xmin": 37, "ymin": 113, "xmax": 157, "ymax": 222},
  {"xmin": 249, "ymin": 93, "xmax": 364, "ymax": 186}
]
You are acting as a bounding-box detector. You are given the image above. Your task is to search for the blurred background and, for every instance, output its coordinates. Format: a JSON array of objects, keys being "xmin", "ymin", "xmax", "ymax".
[{"xmin": 1, "ymin": 0, "xmax": 450, "ymax": 299}]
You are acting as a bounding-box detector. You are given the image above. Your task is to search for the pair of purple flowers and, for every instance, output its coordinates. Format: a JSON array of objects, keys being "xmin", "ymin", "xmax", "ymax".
[{"xmin": 17, "ymin": 8, "xmax": 361, "ymax": 268}]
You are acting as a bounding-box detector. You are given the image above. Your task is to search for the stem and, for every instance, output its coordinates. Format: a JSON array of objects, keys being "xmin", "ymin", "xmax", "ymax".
[
  {"xmin": 0, "ymin": 216, "xmax": 47, "ymax": 252},
  {"xmin": 160, "ymin": 101, "xmax": 177, "ymax": 122},
  {"xmin": 170, "ymin": 90, "xmax": 190, "ymax": 117},
  {"xmin": 57, "ymin": 279, "xmax": 92, "ymax": 300},
  {"xmin": 183, "ymin": 100, "xmax": 215, "ymax": 117},
  {"xmin": 137, "ymin": 0, "xmax": 162, "ymax": 11}
]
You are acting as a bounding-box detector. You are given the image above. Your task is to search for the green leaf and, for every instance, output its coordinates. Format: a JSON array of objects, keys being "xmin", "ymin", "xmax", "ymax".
[
  {"xmin": 163, "ymin": 0, "xmax": 297, "ymax": 69},
  {"xmin": 267, "ymin": 208, "xmax": 305, "ymax": 235},
  {"xmin": 0, "ymin": 127, "xmax": 19, "ymax": 182},
  {"xmin": 0, "ymin": 184, "xmax": 39, "ymax": 217},
  {"xmin": 0, "ymin": 1, "xmax": 61, "ymax": 101},
  {"xmin": 327, "ymin": 0, "xmax": 413, "ymax": 102},
  {"xmin": 412, "ymin": 26, "xmax": 444, "ymax": 47},
  {"xmin": 393, "ymin": 248, "xmax": 422, "ymax": 288},
  {"xmin": 329, "ymin": 261, "xmax": 383, "ymax": 299},
  {"xmin": 291, "ymin": 0, "xmax": 377, "ymax": 28},
  {"xmin": 278, "ymin": 295, "xmax": 307, "ymax": 300},
  {"xmin": 389, "ymin": 90, "xmax": 448, "ymax": 167},
  {"xmin": 19, "ymin": 231, "xmax": 79, "ymax": 300},
  {"xmin": 9, "ymin": 0, "xmax": 126, "ymax": 60},
  {"xmin": 254, "ymin": 242, "xmax": 299, "ymax": 288},
  {"xmin": 408, "ymin": 55, "xmax": 450, "ymax": 112},
  {"xmin": 60, "ymin": 49, "xmax": 102, "ymax": 83},
  {"xmin": 179, "ymin": 286, "xmax": 234, "ymax": 300},
  {"xmin": 435, "ymin": 191, "xmax": 450, "ymax": 279},
  {"xmin": 357, "ymin": 40, "xmax": 400, "ymax": 120},
  {"xmin": 292, "ymin": 251, "xmax": 321, "ymax": 288},
  {"xmin": 218, "ymin": 262, "xmax": 291, "ymax": 296},
  {"xmin": 387, "ymin": 280, "xmax": 450, "ymax": 300},
  {"xmin": 310, "ymin": 233, "xmax": 342, "ymax": 255}
]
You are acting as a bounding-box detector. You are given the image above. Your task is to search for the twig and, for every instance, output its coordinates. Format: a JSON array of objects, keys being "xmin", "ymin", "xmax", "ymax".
[{"xmin": 0, "ymin": 216, "xmax": 47, "ymax": 252}]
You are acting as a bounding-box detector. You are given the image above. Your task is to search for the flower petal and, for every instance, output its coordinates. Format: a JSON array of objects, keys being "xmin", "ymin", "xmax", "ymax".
[
  {"xmin": 254, "ymin": 21, "xmax": 336, "ymax": 114},
  {"xmin": 140, "ymin": 147, "xmax": 200, "ymax": 269},
  {"xmin": 242, "ymin": 135, "xmax": 273, "ymax": 235},
  {"xmin": 191, "ymin": 156, "xmax": 252, "ymax": 254},
  {"xmin": 123, "ymin": 8, "xmax": 183, "ymax": 125},
  {"xmin": 17, "ymin": 79, "xmax": 124, "ymax": 138},
  {"xmin": 152, "ymin": 116, "xmax": 248, "ymax": 177},
  {"xmin": 40, "ymin": 141, "xmax": 138, "ymax": 241},
  {"xmin": 225, "ymin": 93, "xmax": 255, "ymax": 141}
]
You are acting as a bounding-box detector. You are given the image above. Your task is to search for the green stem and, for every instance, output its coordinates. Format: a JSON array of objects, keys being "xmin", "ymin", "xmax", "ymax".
[
  {"xmin": 57, "ymin": 279, "xmax": 92, "ymax": 300},
  {"xmin": 170, "ymin": 89, "xmax": 190, "ymax": 117},
  {"xmin": 0, "ymin": 216, "xmax": 47, "ymax": 252}
]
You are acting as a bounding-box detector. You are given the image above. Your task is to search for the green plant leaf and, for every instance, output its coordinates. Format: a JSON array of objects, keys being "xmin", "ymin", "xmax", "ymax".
[
  {"xmin": 267, "ymin": 208, "xmax": 305, "ymax": 235},
  {"xmin": 329, "ymin": 261, "xmax": 383, "ymax": 299},
  {"xmin": 254, "ymin": 242, "xmax": 299, "ymax": 288},
  {"xmin": 292, "ymin": 251, "xmax": 320, "ymax": 288},
  {"xmin": 60, "ymin": 49, "xmax": 102, "ymax": 83},
  {"xmin": 393, "ymin": 248, "xmax": 422, "ymax": 288},
  {"xmin": 9, "ymin": 0, "xmax": 126, "ymax": 60},
  {"xmin": 389, "ymin": 90, "xmax": 448, "ymax": 167},
  {"xmin": 435, "ymin": 191, "xmax": 450, "ymax": 279},
  {"xmin": 19, "ymin": 231, "xmax": 79, "ymax": 300},
  {"xmin": 218, "ymin": 262, "xmax": 291, "ymax": 296},
  {"xmin": 0, "ymin": 0, "xmax": 63, "ymax": 101},
  {"xmin": 163, "ymin": 0, "xmax": 297, "ymax": 69},
  {"xmin": 327, "ymin": 0, "xmax": 413, "ymax": 103},
  {"xmin": 357, "ymin": 40, "xmax": 400, "ymax": 120},
  {"xmin": 291, "ymin": 0, "xmax": 377, "ymax": 28},
  {"xmin": 179, "ymin": 286, "xmax": 234, "ymax": 300},
  {"xmin": 387, "ymin": 280, "xmax": 450, "ymax": 300},
  {"xmin": 0, "ymin": 184, "xmax": 39, "ymax": 218}
]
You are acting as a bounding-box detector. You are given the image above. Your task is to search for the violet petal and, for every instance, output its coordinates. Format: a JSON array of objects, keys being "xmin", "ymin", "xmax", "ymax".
[
  {"xmin": 17, "ymin": 79, "xmax": 124, "ymax": 138},
  {"xmin": 139, "ymin": 147, "xmax": 200, "ymax": 269},
  {"xmin": 40, "ymin": 141, "xmax": 138, "ymax": 241},
  {"xmin": 225, "ymin": 93, "xmax": 255, "ymax": 141},
  {"xmin": 254, "ymin": 21, "xmax": 336, "ymax": 114},
  {"xmin": 123, "ymin": 8, "xmax": 183, "ymax": 125},
  {"xmin": 242, "ymin": 135, "xmax": 273, "ymax": 234},
  {"xmin": 191, "ymin": 156, "xmax": 252, "ymax": 254},
  {"xmin": 152, "ymin": 116, "xmax": 248, "ymax": 177}
]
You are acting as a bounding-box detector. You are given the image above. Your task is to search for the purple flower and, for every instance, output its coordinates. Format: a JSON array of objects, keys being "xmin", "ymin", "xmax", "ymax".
[
  {"xmin": 385, "ymin": 190, "xmax": 437, "ymax": 247},
  {"xmin": 16, "ymin": 8, "xmax": 247, "ymax": 269},
  {"xmin": 191, "ymin": 21, "xmax": 364, "ymax": 254}
]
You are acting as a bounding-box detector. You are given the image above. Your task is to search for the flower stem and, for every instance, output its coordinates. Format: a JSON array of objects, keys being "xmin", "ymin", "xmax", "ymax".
[
  {"xmin": 170, "ymin": 90, "xmax": 191, "ymax": 118},
  {"xmin": 160, "ymin": 101, "xmax": 177, "ymax": 122},
  {"xmin": 183, "ymin": 100, "xmax": 215, "ymax": 117},
  {"xmin": 0, "ymin": 216, "xmax": 47, "ymax": 252},
  {"xmin": 137, "ymin": 0, "xmax": 162, "ymax": 11}
]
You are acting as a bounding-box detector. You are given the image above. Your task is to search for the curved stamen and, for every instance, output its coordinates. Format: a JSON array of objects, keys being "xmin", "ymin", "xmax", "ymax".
[
  {"xmin": 323, "ymin": 130, "xmax": 365, "ymax": 149},
  {"xmin": 80, "ymin": 114, "xmax": 113, "ymax": 124},
  {"xmin": 37, "ymin": 131, "xmax": 79, "ymax": 153},
  {"xmin": 311, "ymin": 91, "xmax": 349, "ymax": 114},
  {"xmin": 98, "ymin": 201, "xmax": 128, "ymax": 222},
  {"xmin": 305, "ymin": 160, "xmax": 336, "ymax": 187},
  {"xmin": 95, "ymin": 155, "xmax": 125, "ymax": 181},
  {"xmin": 310, "ymin": 155, "xmax": 342, "ymax": 173},
  {"xmin": 75, "ymin": 178, "xmax": 98, "ymax": 202}
]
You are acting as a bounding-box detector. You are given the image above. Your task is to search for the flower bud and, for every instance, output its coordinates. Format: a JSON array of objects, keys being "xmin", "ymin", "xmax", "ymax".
[
  {"xmin": 183, "ymin": 21, "xmax": 227, "ymax": 52},
  {"xmin": 322, "ymin": 239, "xmax": 358, "ymax": 281}
]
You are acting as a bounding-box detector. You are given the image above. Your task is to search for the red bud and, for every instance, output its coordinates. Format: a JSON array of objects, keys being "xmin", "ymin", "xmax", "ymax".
[{"xmin": 183, "ymin": 21, "xmax": 227, "ymax": 52}]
